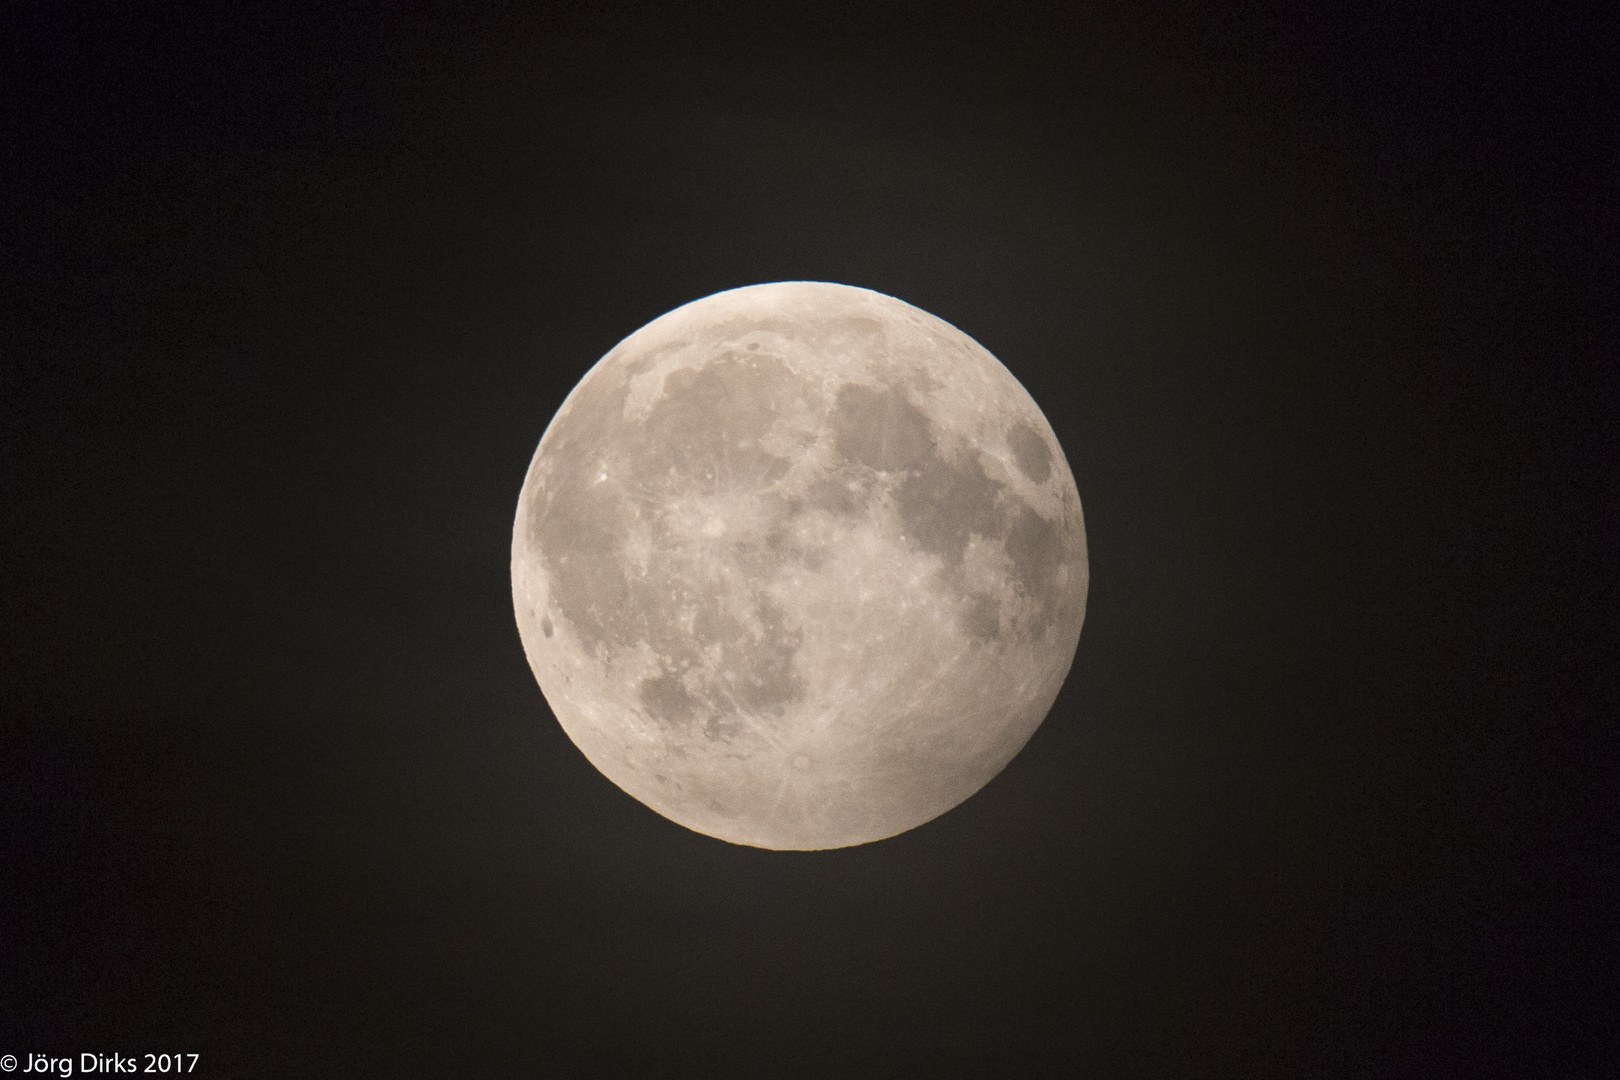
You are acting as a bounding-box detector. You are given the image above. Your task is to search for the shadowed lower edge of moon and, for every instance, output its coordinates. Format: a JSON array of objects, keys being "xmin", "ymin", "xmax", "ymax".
[{"xmin": 512, "ymin": 285, "xmax": 1087, "ymax": 849}]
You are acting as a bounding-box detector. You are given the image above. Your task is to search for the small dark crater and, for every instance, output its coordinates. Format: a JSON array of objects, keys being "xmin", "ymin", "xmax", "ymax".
[
  {"xmin": 721, "ymin": 595, "xmax": 803, "ymax": 715},
  {"xmin": 896, "ymin": 450, "xmax": 1003, "ymax": 566},
  {"xmin": 1007, "ymin": 421, "xmax": 1053, "ymax": 483},
  {"xmin": 540, "ymin": 615, "xmax": 554, "ymax": 638},
  {"xmin": 746, "ymin": 342, "xmax": 759, "ymax": 351},
  {"xmin": 1004, "ymin": 507, "xmax": 1064, "ymax": 629},
  {"xmin": 692, "ymin": 601, "xmax": 742, "ymax": 647},
  {"xmin": 832, "ymin": 383, "xmax": 935, "ymax": 472},
  {"xmin": 704, "ymin": 714, "xmax": 742, "ymax": 742},
  {"xmin": 640, "ymin": 671, "xmax": 699, "ymax": 726},
  {"xmin": 959, "ymin": 593, "xmax": 1001, "ymax": 641},
  {"xmin": 807, "ymin": 473, "xmax": 861, "ymax": 516}
]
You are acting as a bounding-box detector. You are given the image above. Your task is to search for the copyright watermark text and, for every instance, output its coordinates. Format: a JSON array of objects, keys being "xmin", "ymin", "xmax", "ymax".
[{"xmin": 0, "ymin": 1054, "xmax": 198, "ymax": 1075}]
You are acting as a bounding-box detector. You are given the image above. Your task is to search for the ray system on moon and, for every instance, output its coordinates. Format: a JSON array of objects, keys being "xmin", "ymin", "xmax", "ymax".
[{"xmin": 512, "ymin": 282, "xmax": 1087, "ymax": 849}]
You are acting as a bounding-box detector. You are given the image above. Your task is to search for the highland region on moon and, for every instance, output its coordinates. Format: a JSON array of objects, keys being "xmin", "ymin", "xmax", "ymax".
[{"xmin": 512, "ymin": 282, "xmax": 1087, "ymax": 849}]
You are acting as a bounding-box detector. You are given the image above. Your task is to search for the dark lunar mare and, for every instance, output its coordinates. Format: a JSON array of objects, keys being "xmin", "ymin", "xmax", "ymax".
[{"xmin": 830, "ymin": 378, "xmax": 1071, "ymax": 640}]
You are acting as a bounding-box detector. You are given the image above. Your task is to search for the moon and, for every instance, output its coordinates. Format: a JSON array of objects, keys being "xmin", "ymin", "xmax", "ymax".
[{"xmin": 512, "ymin": 282, "xmax": 1087, "ymax": 849}]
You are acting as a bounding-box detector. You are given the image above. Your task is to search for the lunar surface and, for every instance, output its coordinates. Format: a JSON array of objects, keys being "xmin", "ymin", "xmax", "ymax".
[{"xmin": 512, "ymin": 282, "xmax": 1087, "ymax": 849}]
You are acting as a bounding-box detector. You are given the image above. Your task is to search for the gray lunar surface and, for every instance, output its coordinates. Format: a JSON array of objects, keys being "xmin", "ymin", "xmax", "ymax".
[{"xmin": 512, "ymin": 282, "xmax": 1087, "ymax": 849}]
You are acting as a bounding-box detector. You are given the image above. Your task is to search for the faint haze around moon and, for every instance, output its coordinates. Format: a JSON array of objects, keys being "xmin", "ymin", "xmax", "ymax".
[{"xmin": 512, "ymin": 283, "xmax": 1087, "ymax": 849}]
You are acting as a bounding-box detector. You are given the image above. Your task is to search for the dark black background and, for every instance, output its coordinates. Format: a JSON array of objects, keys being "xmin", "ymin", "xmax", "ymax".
[{"xmin": 4, "ymin": 1, "xmax": 1615, "ymax": 1075}]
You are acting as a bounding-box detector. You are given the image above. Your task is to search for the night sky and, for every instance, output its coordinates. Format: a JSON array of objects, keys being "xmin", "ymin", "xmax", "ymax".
[{"xmin": 5, "ymin": 2, "xmax": 1614, "ymax": 1075}]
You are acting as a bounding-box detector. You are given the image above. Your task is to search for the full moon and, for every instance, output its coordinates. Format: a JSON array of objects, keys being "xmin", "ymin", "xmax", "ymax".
[{"xmin": 512, "ymin": 282, "xmax": 1087, "ymax": 849}]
